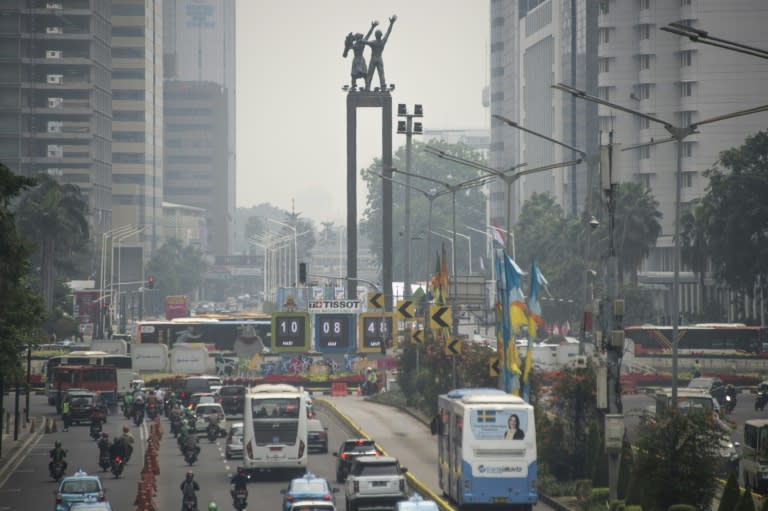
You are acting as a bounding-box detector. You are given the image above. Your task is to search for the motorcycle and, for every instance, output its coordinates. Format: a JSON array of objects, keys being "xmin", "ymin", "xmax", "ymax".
[
  {"xmin": 181, "ymin": 496, "xmax": 197, "ymax": 511},
  {"xmin": 232, "ymin": 489, "xmax": 248, "ymax": 511},
  {"xmin": 183, "ymin": 447, "xmax": 198, "ymax": 466},
  {"xmin": 206, "ymin": 423, "xmax": 219, "ymax": 443},
  {"xmin": 724, "ymin": 394, "xmax": 737, "ymax": 414},
  {"xmin": 133, "ymin": 410, "xmax": 144, "ymax": 426},
  {"xmin": 122, "ymin": 402, "xmax": 131, "ymax": 419},
  {"xmin": 110, "ymin": 455, "xmax": 124, "ymax": 478},
  {"xmin": 50, "ymin": 460, "xmax": 65, "ymax": 481},
  {"xmin": 755, "ymin": 392, "xmax": 768, "ymax": 411},
  {"xmin": 89, "ymin": 421, "xmax": 102, "ymax": 440},
  {"xmin": 98, "ymin": 452, "xmax": 111, "ymax": 472},
  {"xmin": 147, "ymin": 403, "xmax": 158, "ymax": 420},
  {"xmin": 171, "ymin": 417, "xmax": 182, "ymax": 437}
]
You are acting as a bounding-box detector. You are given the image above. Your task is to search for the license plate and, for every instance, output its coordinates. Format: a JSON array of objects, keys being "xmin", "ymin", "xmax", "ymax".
[
  {"xmin": 269, "ymin": 447, "xmax": 282, "ymax": 452},
  {"xmin": 372, "ymin": 481, "xmax": 387, "ymax": 487},
  {"xmin": 492, "ymin": 497, "xmax": 508, "ymax": 503}
]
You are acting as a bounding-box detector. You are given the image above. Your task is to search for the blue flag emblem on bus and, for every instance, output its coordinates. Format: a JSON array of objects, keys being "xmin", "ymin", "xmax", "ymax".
[{"xmin": 476, "ymin": 410, "xmax": 497, "ymax": 423}]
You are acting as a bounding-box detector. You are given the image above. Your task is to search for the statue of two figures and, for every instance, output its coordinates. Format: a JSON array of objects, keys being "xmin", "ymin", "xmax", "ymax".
[{"xmin": 343, "ymin": 15, "xmax": 397, "ymax": 91}]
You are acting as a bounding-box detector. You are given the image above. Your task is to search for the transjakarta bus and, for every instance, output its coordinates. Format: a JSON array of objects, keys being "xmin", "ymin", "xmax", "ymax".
[
  {"xmin": 242, "ymin": 384, "xmax": 309, "ymax": 476},
  {"xmin": 624, "ymin": 323, "xmax": 764, "ymax": 356},
  {"xmin": 432, "ymin": 389, "xmax": 537, "ymax": 510}
]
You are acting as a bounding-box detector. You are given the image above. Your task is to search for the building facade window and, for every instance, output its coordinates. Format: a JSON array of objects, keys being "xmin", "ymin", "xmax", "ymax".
[
  {"xmin": 639, "ymin": 145, "xmax": 651, "ymax": 160},
  {"xmin": 639, "ymin": 114, "xmax": 656, "ymax": 129},
  {"xmin": 640, "ymin": 54, "xmax": 652, "ymax": 70},
  {"xmin": 638, "ymin": 83, "xmax": 652, "ymax": 100},
  {"xmin": 682, "ymin": 171, "xmax": 695, "ymax": 188},
  {"xmin": 639, "ymin": 0, "xmax": 651, "ymax": 9},
  {"xmin": 600, "ymin": 28, "xmax": 611, "ymax": 44},
  {"xmin": 682, "ymin": 141, "xmax": 695, "ymax": 157},
  {"xmin": 639, "ymin": 24, "xmax": 652, "ymax": 40},
  {"xmin": 680, "ymin": 81, "xmax": 695, "ymax": 97},
  {"xmin": 679, "ymin": 111, "xmax": 694, "ymax": 127},
  {"xmin": 680, "ymin": 50, "xmax": 694, "ymax": 67},
  {"xmin": 600, "ymin": 58, "xmax": 611, "ymax": 73},
  {"xmin": 638, "ymin": 173, "xmax": 653, "ymax": 189}
]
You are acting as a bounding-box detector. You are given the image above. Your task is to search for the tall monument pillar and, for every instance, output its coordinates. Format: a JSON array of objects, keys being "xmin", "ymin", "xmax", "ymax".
[{"xmin": 345, "ymin": 92, "xmax": 393, "ymax": 310}]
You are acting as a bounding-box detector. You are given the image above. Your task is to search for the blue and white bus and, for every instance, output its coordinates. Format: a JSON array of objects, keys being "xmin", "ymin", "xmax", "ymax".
[{"xmin": 433, "ymin": 388, "xmax": 537, "ymax": 510}]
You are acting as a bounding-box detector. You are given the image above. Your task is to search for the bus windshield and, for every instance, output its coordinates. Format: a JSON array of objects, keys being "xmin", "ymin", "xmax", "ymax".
[{"xmin": 251, "ymin": 397, "xmax": 300, "ymax": 418}]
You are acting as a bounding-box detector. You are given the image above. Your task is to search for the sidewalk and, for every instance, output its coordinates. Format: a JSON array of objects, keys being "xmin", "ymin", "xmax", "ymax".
[{"xmin": 0, "ymin": 415, "xmax": 46, "ymax": 486}]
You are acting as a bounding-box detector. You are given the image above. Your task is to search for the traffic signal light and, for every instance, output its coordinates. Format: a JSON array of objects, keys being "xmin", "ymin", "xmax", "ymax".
[
  {"xmin": 299, "ymin": 263, "xmax": 307, "ymax": 285},
  {"xmin": 147, "ymin": 276, "xmax": 155, "ymax": 289}
]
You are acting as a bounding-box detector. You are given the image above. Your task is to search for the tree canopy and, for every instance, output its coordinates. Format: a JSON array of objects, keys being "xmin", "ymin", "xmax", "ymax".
[
  {"xmin": 145, "ymin": 238, "xmax": 208, "ymax": 296},
  {"xmin": 0, "ymin": 163, "xmax": 45, "ymax": 378},
  {"xmin": 361, "ymin": 140, "xmax": 489, "ymax": 283},
  {"xmin": 699, "ymin": 130, "xmax": 768, "ymax": 297}
]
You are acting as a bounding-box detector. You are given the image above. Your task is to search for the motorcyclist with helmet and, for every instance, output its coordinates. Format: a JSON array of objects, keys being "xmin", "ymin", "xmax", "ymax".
[
  {"xmin": 121, "ymin": 425, "xmax": 134, "ymax": 462},
  {"xmin": 725, "ymin": 383, "xmax": 738, "ymax": 413},
  {"xmin": 207, "ymin": 503, "xmax": 218, "ymax": 511},
  {"xmin": 229, "ymin": 466, "xmax": 249, "ymax": 501},
  {"xmin": 97, "ymin": 432, "xmax": 110, "ymax": 455},
  {"xmin": 180, "ymin": 470, "xmax": 200, "ymax": 510},
  {"xmin": 49, "ymin": 440, "xmax": 68, "ymax": 475}
]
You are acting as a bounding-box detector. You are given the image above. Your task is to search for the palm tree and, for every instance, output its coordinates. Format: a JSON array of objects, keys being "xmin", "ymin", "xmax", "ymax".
[
  {"xmin": 614, "ymin": 182, "xmax": 662, "ymax": 286},
  {"xmin": 681, "ymin": 203, "xmax": 710, "ymax": 319},
  {"xmin": 14, "ymin": 173, "xmax": 89, "ymax": 312}
]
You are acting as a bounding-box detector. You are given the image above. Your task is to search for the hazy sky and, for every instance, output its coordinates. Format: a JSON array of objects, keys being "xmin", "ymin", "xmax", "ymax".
[{"xmin": 235, "ymin": 1, "xmax": 489, "ymax": 225}]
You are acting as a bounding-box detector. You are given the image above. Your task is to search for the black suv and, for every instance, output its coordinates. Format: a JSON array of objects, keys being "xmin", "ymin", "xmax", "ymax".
[
  {"xmin": 68, "ymin": 391, "xmax": 97, "ymax": 425},
  {"xmin": 333, "ymin": 438, "xmax": 379, "ymax": 483},
  {"xmin": 218, "ymin": 385, "xmax": 245, "ymax": 415}
]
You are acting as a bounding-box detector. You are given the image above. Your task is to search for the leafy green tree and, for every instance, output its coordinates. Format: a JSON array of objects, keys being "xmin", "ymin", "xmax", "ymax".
[
  {"xmin": 735, "ymin": 488, "xmax": 756, "ymax": 511},
  {"xmin": 0, "ymin": 163, "xmax": 45, "ymax": 377},
  {"xmin": 514, "ymin": 193, "xmax": 587, "ymax": 322},
  {"xmin": 14, "ymin": 172, "xmax": 89, "ymax": 313},
  {"xmin": 632, "ymin": 409, "xmax": 724, "ymax": 511},
  {"xmin": 361, "ymin": 140, "xmax": 488, "ymax": 282},
  {"xmin": 145, "ymin": 238, "xmax": 208, "ymax": 296},
  {"xmin": 718, "ymin": 471, "xmax": 742, "ymax": 511},
  {"xmin": 700, "ymin": 131, "xmax": 768, "ymax": 297}
]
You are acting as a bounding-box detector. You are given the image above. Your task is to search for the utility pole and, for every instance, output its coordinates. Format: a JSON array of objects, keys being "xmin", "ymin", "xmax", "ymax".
[{"xmin": 602, "ymin": 131, "xmax": 624, "ymax": 502}]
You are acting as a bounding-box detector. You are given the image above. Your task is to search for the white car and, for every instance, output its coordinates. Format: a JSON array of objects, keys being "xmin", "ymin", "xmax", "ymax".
[{"xmin": 194, "ymin": 403, "xmax": 227, "ymax": 432}]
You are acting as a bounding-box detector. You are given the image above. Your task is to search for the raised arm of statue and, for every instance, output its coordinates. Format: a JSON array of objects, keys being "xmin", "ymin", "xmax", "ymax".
[
  {"xmin": 364, "ymin": 21, "xmax": 377, "ymax": 41},
  {"xmin": 382, "ymin": 15, "xmax": 397, "ymax": 44}
]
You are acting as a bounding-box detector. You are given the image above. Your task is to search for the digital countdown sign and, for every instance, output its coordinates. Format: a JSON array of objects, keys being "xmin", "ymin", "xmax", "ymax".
[
  {"xmin": 271, "ymin": 312, "xmax": 310, "ymax": 353},
  {"xmin": 314, "ymin": 314, "xmax": 355, "ymax": 352},
  {"xmin": 358, "ymin": 313, "xmax": 395, "ymax": 353}
]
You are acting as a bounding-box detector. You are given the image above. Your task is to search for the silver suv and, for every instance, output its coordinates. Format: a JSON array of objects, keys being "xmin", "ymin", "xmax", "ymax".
[{"xmin": 344, "ymin": 455, "xmax": 408, "ymax": 511}]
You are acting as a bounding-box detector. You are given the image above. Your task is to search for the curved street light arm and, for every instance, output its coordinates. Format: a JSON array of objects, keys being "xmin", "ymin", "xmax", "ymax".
[
  {"xmin": 552, "ymin": 83, "xmax": 675, "ymax": 131},
  {"xmin": 492, "ymin": 114, "xmax": 588, "ymax": 158},
  {"xmin": 425, "ymin": 144, "xmax": 527, "ymax": 177},
  {"xmin": 692, "ymin": 103, "xmax": 768, "ymax": 129},
  {"xmin": 662, "ymin": 23, "xmax": 768, "ymax": 59}
]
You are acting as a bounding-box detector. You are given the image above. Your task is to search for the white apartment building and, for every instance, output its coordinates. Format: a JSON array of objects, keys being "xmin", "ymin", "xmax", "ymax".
[{"xmin": 598, "ymin": 0, "xmax": 768, "ymax": 318}]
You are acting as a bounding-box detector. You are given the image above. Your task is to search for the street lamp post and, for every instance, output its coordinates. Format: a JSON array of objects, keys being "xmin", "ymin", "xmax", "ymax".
[
  {"xmin": 111, "ymin": 227, "xmax": 142, "ymax": 335},
  {"xmin": 268, "ymin": 218, "xmax": 298, "ymax": 287},
  {"xmin": 397, "ymin": 103, "xmax": 423, "ymax": 298},
  {"xmin": 552, "ymin": 82, "xmax": 768, "ymax": 404},
  {"xmin": 100, "ymin": 225, "xmax": 135, "ymax": 338},
  {"xmin": 441, "ymin": 228, "xmax": 471, "ymax": 275}
]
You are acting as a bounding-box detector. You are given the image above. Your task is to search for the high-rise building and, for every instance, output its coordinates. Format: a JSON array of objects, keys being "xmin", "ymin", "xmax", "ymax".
[
  {"xmin": 0, "ymin": 0, "xmax": 112, "ymax": 234},
  {"xmin": 111, "ymin": 0, "xmax": 164, "ymax": 257},
  {"xmin": 489, "ymin": 0, "xmax": 599, "ymax": 230},
  {"xmin": 163, "ymin": 0, "xmax": 236, "ymax": 254},
  {"xmin": 490, "ymin": 0, "xmax": 768, "ymax": 320},
  {"xmin": 163, "ymin": 81, "xmax": 228, "ymax": 255}
]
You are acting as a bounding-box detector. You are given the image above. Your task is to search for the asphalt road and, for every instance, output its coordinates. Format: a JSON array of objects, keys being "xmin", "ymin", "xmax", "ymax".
[{"xmin": 5, "ymin": 388, "xmax": 765, "ymax": 511}]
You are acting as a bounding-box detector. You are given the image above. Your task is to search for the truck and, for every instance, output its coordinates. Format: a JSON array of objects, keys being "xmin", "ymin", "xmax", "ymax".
[{"xmin": 164, "ymin": 295, "xmax": 189, "ymax": 320}]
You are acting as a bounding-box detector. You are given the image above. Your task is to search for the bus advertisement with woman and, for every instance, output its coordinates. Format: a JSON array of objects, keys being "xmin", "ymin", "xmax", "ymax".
[{"xmin": 433, "ymin": 388, "xmax": 537, "ymax": 510}]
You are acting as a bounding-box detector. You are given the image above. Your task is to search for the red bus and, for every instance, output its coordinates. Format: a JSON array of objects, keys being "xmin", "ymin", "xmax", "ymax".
[
  {"xmin": 625, "ymin": 323, "xmax": 764, "ymax": 357},
  {"xmin": 51, "ymin": 365, "xmax": 118, "ymax": 407},
  {"xmin": 165, "ymin": 295, "xmax": 190, "ymax": 320}
]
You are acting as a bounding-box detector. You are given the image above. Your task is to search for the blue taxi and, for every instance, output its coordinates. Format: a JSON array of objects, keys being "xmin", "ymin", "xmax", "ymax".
[
  {"xmin": 54, "ymin": 470, "xmax": 106, "ymax": 511},
  {"xmin": 280, "ymin": 471, "xmax": 338, "ymax": 511}
]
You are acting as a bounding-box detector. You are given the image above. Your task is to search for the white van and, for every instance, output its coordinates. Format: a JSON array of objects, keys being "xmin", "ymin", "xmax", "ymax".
[{"xmin": 198, "ymin": 374, "xmax": 223, "ymax": 394}]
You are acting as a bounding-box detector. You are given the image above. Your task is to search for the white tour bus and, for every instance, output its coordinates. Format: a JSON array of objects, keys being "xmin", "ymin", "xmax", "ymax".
[
  {"xmin": 432, "ymin": 388, "xmax": 537, "ymax": 510},
  {"xmin": 242, "ymin": 383, "xmax": 309, "ymax": 476}
]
